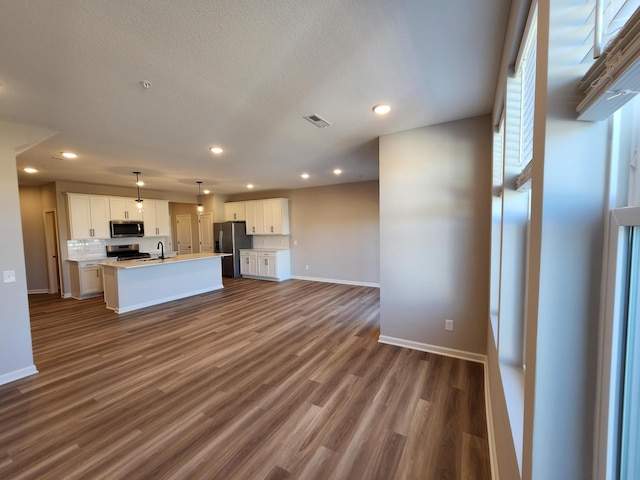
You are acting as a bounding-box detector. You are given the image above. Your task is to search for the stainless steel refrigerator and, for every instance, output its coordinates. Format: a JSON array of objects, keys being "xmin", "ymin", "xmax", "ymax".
[{"xmin": 214, "ymin": 221, "xmax": 253, "ymax": 277}]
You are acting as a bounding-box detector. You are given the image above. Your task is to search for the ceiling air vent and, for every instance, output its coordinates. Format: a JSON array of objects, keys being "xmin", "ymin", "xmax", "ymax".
[{"xmin": 304, "ymin": 114, "xmax": 332, "ymax": 128}]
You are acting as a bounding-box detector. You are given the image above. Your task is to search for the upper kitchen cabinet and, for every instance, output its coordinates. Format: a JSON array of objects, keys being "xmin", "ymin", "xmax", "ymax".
[
  {"xmin": 224, "ymin": 201, "xmax": 246, "ymax": 221},
  {"xmin": 245, "ymin": 201, "xmax": 264, "ymax": 235},
  {"xmin": 109, "ymin": 197, "xmax": 143, "ymax": 221},
  {"xmin": 67, "ymin": 193, "xmax": 111, "ymax": 239},
  {"xmin": 245, "ymin": 198, "xmax": 289, "ymax": 235},
  {"xmin": 263, "ymin": 198, "xmax": 289, "ymax": 234},
  {"xmin": 143, "ymin": 200, "xmax": 171, "ymax": 236}
]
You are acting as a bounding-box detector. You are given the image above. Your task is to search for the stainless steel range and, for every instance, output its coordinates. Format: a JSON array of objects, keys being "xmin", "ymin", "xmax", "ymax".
[{"xmin": 106, "ymin": 244, "xmax": 151, "ymax": 261}]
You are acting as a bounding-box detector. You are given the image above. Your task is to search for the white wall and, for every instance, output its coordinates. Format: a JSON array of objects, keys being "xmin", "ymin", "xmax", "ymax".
[
  {"xmin": 0, "ymin": 119, "xmax": 55, "ymax": 385},
  {"xmin": 379, "ymin": 115, "xmax": 492, "ymax": 355}
]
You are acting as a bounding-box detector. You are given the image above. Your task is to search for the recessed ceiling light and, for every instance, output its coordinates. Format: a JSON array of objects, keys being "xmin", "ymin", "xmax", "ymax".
[
  {"xmin": 203, "ymin": 189, "xmax": 210, "ymax": 194},
  {"xmin": 333, "ymin": 168, "xmax": 342, "ymax": 175},
  {"xmin": 301, "ymin": 173, "xmax": 310, "ymax": 179},
  {"xmin": 61, "ymin": 152, "xmax": 78, "ymax": 159},
  {"xmin": 372, "ymin": 104, "xmax": 391, "ymax": 115},
  {"xmin": 247, "ymin": 184, "xmax": 254, "ymax": 189},
  {"xmin": 24, "ymin": 167, "xmax": 38, "ymax": 174},
  {"xmin": 210, "ymin": 146, "xmax": 224, "ymax": 154}
]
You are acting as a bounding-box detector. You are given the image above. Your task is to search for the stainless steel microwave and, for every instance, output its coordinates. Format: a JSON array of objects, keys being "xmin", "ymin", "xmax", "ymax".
[{"xmin": 110, "ymin": 220, "xmax": 144, "ymax": 238}]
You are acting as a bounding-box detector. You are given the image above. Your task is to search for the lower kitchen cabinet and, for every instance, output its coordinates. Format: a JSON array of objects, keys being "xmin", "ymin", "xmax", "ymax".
[
  {"xmin": 239, "ymin": 249, "xmax": 291, "ymax": 281},
  {"xmin": 68, "ymin": 259, "xmax": 108, "ymax": 299}
]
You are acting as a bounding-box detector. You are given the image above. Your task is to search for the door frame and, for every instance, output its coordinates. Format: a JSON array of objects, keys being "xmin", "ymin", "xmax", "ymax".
[{"xmin": 43, "ymin": 209, "xmax": 62, "ymax": 295}]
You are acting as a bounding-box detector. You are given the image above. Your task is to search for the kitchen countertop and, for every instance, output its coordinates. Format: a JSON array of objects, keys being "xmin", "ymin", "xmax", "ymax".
[
  {"xmin": 239, "ymin": 248, "xmax": 290, "ymax": 252},
  {"xmin": 68, "ymin": 257, "xmax": 110, "ymax": 263},
  {"xmin": 101, "ymin": 252, "xmax": 231, "ymax": 269}
]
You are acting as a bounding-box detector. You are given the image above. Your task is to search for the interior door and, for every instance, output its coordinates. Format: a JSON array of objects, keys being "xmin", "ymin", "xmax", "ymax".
[
  {"xmin": 199, "ymin": 213, "xmax": 213, "ymax": 253},
  {"xmin": 176, "ymin": 214, "xmax": 192, "ymax": 255},
  {"xmin": 43, "ymin": 210, "xmax": 60, "ymax": 294}
]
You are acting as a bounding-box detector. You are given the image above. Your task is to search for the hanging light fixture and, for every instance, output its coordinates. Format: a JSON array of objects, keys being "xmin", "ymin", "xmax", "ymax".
[
  {"xmin": 133, "ymin": 171, "xmax": 144, "ymax": 210},
  {"xmin": 196, "ymin": 181, "xmax": 204, "ymax": 214}
]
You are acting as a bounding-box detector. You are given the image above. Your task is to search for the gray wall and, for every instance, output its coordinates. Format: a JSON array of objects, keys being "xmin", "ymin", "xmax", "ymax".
[
  {"xmin": 0, "ymin": 119, "xmax": 55, "ymax": 384},
  {"xmin": 229, "ymin": 180, "xmax": 380, "ymax": 286},
  {"xmin": 523, "ymin": 2, "xmax": 609, "ymax": 477},
  {"xmin": 379, "ymin": 115, "xmax": 492, "ymax": 355},
  {"xmin": 18, "ymin": 186, "xmax": 48, "ymax": 292}
]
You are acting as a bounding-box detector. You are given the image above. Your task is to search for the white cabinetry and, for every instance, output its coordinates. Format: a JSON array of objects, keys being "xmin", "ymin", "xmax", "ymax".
[
  {"xmin": 67, "ymin": 194, "xmax": 111, "ymax": 239},
  {"xmin": 262, "ymin": 198, "xmax": 289, "ymax": 234},
  {"xmin": 143, "ymin": 200, "xmax": 171, "ymax": 236},
  {"xmin": 224, "ymin": 202, "xmax": 246, "ymax": 221},
  {"xmin": 68, "ymin": 259, "xmax": 107, "ymax": 299},
  {"xmin": 245, "ymin": 198, "xmax": 289, "ymax": 235},
  {"xmin": 239, "ymin": 249, "xmax": 290, "ymax": 281},
  {"xmin": 109, "ymin": 197, "xmax": 143, "ymax": 221},
  {"xmin": 245, "ymin": 201, "xmax": 265, "ymax": 235},
  {"xmin": 240, "ymin": 250, "xmax": 258, "ymax": 276}
]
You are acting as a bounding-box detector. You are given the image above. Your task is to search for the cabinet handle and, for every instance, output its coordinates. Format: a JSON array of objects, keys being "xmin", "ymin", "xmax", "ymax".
[
  {"xmin": 234, "ymin": 213, "xmax": 236, "ymax": 219},
  {"xmin": 96, "ymin": 270, "xmax": 99, "ymax": 278},
  {"xmin": 252, "ymin": 226, "xmax": 255, "ymax": 233},
  {"xmin": 271, "ymin": 226, "xmax": 274, "ymax": 233},
  {"xmin": 265, "ymin": 259, "xmax": 268, "ymax": 266}
]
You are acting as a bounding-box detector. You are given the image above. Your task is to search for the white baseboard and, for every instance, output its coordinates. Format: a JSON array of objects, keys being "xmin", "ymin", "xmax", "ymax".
[
  {"xmin": 378, "ymin": 335, "xmax": 486, "ymax": 364},
  {"xmin": 291, "ymin": 275, "xmax": 380, "ymax": 288},
  {"xmin": 0, "ymin": 365, "xmax": 38, "ymax": 386},
  {"xmin": 484, "ymin": 361, "xmax": 499, "ymax": 480},
  {"xmin": 61, "ymin": 292, "xmax": 71, "ymax": 298},
  {"xmin": 28, "ymin": 289, "xmax": 49, "ymax": 294}
]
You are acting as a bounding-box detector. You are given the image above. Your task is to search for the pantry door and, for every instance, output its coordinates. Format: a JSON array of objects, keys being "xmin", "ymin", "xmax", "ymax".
[
  {"xmin": 176, "ymin": 214, "xmax": 193, "ymax": 255},
  {"xmin": 199, "ymin": 213, "xmax": 214, "ymax": 253}
]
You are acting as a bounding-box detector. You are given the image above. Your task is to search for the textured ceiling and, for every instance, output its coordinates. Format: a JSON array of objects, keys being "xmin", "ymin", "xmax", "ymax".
[{"xmin": 1, "ymin": 0, "xmax": 510, "ymax": 196}]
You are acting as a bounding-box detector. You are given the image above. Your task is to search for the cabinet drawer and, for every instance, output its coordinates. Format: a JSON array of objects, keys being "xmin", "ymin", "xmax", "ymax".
[{"xmin": 257, "ymin": 251, "xmax": 277, "ymax": 258}]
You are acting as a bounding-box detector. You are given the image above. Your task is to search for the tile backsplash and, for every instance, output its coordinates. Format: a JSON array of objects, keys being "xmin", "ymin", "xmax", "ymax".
[
  {"xmin": 67, "ymin": 236, "xmax": 172, "ymax": 259},
  {"xmin": 251, "ymin": 235, "xmax": 290, "ymax": 249}
]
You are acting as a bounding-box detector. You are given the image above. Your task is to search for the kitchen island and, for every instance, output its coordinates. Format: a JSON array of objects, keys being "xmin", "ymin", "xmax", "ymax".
[{"xmin": 101, "ymin": 253, "xmax": 230, "ymax": 313}]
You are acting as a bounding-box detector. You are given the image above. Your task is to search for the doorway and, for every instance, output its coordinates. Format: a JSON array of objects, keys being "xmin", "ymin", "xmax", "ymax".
[
  {"xmin": 43, "ymin": 210, "xmax": 61, "ymax": 294},
  {"xmin": 176, "ymin": 214, "xmax": 193, "ymax": 255},
  {"xmin": 198, "ymin": 213, "xmax": 214, "ymax": 253}
]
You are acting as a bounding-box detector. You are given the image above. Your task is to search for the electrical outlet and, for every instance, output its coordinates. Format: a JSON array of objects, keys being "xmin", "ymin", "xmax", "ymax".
[
  {"xmin": 305, "ymin": 265, "xmax": 309, "ymax": 270},
  {"xmin": 3, "ymin": 270, "xmax": 16, "ymax": 284},
  {"xmin": 445, "ymin": 319, "xmax": 454, "ymax": 331}
]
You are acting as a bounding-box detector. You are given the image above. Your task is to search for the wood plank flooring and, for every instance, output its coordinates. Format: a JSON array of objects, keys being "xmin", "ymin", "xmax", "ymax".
[{"xmin": 0, "ymin": 278, "xmax": 491, "ymax": 479}]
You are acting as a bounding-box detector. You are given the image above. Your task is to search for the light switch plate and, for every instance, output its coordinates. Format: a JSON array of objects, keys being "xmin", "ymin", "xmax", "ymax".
[{"xmin": 3, "ymin": 270, "xmax": 16, "ymax": 283}]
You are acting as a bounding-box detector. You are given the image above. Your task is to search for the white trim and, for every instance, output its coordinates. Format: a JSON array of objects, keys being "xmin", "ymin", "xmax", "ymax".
[
  {"xmin": 291, "ymin": 275, "xmax": 380, "ymax": 288},
  {"xmin": 107, "ymin": 286, "xmax": 223, "ymax": 314},
  {"xmin": 28, "ymin": 289, "xmax": 50, "ymax": 294},
  {"xmin": 484, "ymin": 360, "xmax": 500, "ymax": 480},
  {"xmin": 61, "ymin": 292, "xmax": 71, "ymax": 299},
  {"xmin": 378, "ymin": 335, "xmax": 486, "ymax": 364},
  {"xmin": 595, "ymin": 206, "xmax": 640, "ymax": 480},
  {"xmin": 0, "ymin": 365, "xmax": 38, "ymax": 386}
]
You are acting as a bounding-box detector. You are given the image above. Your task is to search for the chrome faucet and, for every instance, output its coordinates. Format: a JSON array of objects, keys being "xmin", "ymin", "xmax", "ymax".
[{"xmin": 157, "ymin": 241, "xmax": 165, "ymax": 259}]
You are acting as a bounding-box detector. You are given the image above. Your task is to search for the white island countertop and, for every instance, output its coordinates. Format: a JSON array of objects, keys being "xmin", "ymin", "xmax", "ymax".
[{"xmin": 103, "ymin": 252, "xmax": 230, "ymax": 269}]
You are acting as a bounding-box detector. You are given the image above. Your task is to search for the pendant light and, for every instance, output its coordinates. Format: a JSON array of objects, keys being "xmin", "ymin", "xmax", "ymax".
[
  {"xmin": 196, "ymin": 181, "xmax": 204, "ymax": 214},
  {"xmin": 133, "ymin": 171, "xmax": 144, "ymax": 210}
]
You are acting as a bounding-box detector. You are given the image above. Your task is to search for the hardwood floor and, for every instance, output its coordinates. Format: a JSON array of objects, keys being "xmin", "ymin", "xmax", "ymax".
[{"xmin": 0, "ymin": 278, "xmax": 491, "ymax": 479}]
